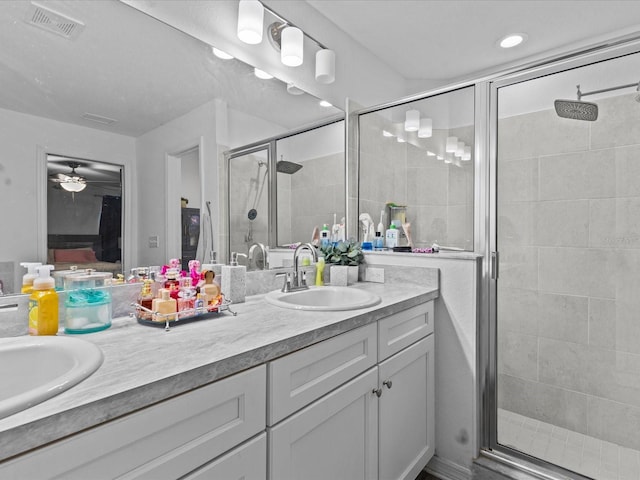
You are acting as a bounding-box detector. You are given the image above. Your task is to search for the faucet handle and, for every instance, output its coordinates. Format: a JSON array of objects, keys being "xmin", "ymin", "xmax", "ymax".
[{"xmin": 275, "ymin": 271, "xmax": 292, "ymax": 292}]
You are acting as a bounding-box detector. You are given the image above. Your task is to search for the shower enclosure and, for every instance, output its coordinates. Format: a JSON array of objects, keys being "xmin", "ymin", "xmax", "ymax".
[{"xmin": 490, "ymin": 47, "xmax": 640, "ymax": 479}]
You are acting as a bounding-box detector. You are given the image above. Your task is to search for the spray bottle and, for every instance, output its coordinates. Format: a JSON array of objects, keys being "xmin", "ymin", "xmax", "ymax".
[
  {"xmin": 20, "ymin": 262, "xmax": 42, "ymax": 294},
  {"xmin": 28, "ymin": 265, "xmax": 58, "ymax": 336}
]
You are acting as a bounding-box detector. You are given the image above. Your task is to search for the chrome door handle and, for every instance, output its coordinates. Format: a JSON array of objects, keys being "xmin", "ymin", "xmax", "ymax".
[
  {"xmin": 372, "ymin": 388, "xmax": 382, "ymax": 398},
  {"xmin": 383, "ymin": 380, "xmax": 393, "ymax": 389}
]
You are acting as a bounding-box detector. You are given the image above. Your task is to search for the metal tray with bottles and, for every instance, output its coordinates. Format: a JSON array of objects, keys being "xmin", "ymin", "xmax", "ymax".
[{"xmin": 131, "ymin": 296, "xmax": 237, "ymax": 331}]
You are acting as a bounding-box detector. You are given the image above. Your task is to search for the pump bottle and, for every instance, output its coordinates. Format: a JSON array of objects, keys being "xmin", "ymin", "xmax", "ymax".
[
  {"xmin": 28, "ymin": 265, "xmax": 59, "ymax": 336},
  {"xmin": 20, "ymin": 262, "xmax": 42, "ymax": 294}
]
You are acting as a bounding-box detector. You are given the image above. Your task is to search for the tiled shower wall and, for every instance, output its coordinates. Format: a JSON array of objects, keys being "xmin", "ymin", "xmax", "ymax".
[
  {"xmin": 277, "ymin": 152, "xmax": 345, "ymax": 246},
  {"xmin": 497, "ymin": 92, "xmax": 640, "ymax": 450},
  {"xmin": 359, "ymin": 112, "xmax": 474, "ymax": 250}
]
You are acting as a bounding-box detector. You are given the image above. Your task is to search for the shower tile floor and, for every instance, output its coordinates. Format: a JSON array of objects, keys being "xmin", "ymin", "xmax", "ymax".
[{"xmin": 498, "ymin": 409, "xmax": 640, "ymax": 480}]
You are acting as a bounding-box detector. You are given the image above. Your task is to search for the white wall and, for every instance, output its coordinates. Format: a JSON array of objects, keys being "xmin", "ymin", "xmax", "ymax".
[
  {"xmin": 0, "ymin": 107, "xmax": 135, "ymax": 292},
  {"xmin": 136, "ymin": 101, "xmax": 217, "ymax": 266},
  {"xmin": 227, "ymin": 108, "xmax": 287, "ymax": 149}
]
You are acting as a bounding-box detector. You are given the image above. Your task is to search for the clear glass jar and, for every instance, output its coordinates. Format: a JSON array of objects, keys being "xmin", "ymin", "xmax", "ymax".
[{"xmin": 63, "ymin": 270, "xmax": 112, "ymax": 334}]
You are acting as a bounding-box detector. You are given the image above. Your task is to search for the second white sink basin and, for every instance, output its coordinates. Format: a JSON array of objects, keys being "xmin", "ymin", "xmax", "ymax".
[
  {"xmin": 0, "ymin": 335, "xmax": 103, "ymax": 420},
  {"xmin": 265, "ymin": 286, "xmax": 381, "ymax": 311}
]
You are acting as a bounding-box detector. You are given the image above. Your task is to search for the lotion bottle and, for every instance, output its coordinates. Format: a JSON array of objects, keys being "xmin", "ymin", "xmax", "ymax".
[
  {"xmin": 385, "ymin": 224, "xmax": 399, "ymax": 249},
  {"xmin": 28, "ymin": 265, "xmax": 58, "ymax": 336},
  {"xmin": 315, "ymin": 256, "xmax": 325, "ymax": 286}
]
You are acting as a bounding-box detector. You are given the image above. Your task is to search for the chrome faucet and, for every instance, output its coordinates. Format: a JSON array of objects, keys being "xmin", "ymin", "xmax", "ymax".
[
  {"xmin": 277, "ymin": 243, "xmax": 318, "ymax": 293},
  {"xmin": 248, "ymin": 242, "xmax": 268, "ymax": 270}
]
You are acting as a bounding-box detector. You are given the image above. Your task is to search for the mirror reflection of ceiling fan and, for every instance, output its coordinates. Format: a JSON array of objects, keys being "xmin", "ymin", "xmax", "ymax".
[{"xmin": 48, "ymin": 161, "xmax": 120, "ymax": 193}]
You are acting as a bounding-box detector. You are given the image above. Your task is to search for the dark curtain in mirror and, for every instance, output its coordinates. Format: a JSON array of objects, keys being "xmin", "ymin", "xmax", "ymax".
[{"xmin": 99, "ymin": 196, "xmax": 121, "ymax": 262}]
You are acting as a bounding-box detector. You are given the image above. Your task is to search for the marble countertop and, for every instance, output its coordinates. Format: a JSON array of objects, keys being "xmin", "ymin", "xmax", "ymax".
[{"xmin": 0, "ymin": 281, "xmax": 437, "ymax": 462}]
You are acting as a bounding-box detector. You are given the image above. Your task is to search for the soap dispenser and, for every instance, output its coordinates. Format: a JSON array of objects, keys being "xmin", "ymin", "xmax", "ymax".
[
  {"xmin": 28, "ymin": 265, "xmax": 58, "ymax": 336},
  {"xmin": 385, "ymin": 224, "xmax": 399, "ymax": 249},
  {"xmin": 221, "ymin": 252, "xmax": 246, "ymax": 304},
  {"xmin": 20, "ymin": 262, "xmax": 42, "ymax": 294}
]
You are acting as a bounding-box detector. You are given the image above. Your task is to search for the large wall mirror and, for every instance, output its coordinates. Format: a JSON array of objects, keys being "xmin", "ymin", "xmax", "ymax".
[
  {"xmin": 0, "ymin": 0, "xmax": 342, "ymax": 294},
  {"xmin": 357, "ymin": 86, "xmax": 475, "ymax": 251}
]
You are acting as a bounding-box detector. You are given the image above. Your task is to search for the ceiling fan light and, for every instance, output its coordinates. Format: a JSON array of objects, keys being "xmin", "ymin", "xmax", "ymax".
[
  {"xmin": 281, "ymin": 26, "xmax": 303, "ymax": 67},
  {"xmin": 61, "ymin": 180, "xmax": 87, "ymax": 192},
  {"xmin": 237, "ymin": 0, "xmax": 264, "ymax": 45}
]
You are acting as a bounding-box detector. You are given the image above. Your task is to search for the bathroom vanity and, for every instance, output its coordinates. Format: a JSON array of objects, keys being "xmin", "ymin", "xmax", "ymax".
[{"xmin": 0, "ymin": 282, "xmax": 437, "ymax": 480}]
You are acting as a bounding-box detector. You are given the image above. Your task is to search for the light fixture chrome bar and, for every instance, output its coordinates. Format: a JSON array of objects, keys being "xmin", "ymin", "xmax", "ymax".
[{"xmin": 261, "ymin": 3, "xmax": 328, "ymax": 50}]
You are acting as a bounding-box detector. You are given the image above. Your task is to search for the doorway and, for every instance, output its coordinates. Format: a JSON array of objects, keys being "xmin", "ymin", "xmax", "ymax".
[{"xmin": 490, "ymin": 49, "xmax": 640, "ymax": 478}]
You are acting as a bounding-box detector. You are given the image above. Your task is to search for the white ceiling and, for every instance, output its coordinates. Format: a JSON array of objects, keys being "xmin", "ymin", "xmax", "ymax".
[
  {"xmin": 1, "ymin": 0, "xmax": 639, "ymax": 139},
  {"xmin": 306, "ymin": 0, "xmax": 640, "ymax": 82}
]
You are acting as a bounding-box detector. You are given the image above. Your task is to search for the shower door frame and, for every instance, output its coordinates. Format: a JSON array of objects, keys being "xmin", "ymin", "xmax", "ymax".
[{"xmin": 482, "ymin": 37, "xmax": 640, "ymax": 478}]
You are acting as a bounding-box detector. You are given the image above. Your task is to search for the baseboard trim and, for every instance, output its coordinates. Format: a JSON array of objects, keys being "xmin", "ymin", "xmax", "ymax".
[{"xmin": 425, "ymin": 455, "xmax": 472, "ymax": 480}]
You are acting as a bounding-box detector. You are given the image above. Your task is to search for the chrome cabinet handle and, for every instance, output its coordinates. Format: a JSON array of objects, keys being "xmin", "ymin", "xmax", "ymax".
[
  {"xmin": 372, "ymin": 388, "xmax": 382, "ymax": 398},
  {"xmin": 383, "ymin": 380, "xmax": 393, "ymax": 389}
]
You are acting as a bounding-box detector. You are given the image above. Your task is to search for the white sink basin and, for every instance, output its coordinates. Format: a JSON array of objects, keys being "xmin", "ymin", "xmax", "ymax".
[
  {"xmin": 265, "ymin": 286, "xmax": 381, "ymax": 311},
  {"xmin": 0, "ymin": 336, "xmax": 103, "ymax": 420}
]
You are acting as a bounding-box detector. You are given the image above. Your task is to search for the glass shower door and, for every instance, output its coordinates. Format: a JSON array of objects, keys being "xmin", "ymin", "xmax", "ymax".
[{"xmin": 494, "ymin": 51, "xmax": 640, "ymax": 479}]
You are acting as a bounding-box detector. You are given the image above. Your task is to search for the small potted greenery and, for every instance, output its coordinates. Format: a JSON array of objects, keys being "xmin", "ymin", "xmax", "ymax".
[{"xmin": 319, "ymin": 240, "xmax": 364, "ymax": 285}]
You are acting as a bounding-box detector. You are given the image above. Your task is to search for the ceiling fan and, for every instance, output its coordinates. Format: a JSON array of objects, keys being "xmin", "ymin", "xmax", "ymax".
[
  {"xmin": 49, "ymin": 162, "xmax": 88, "ymax": 192},
  {"xmin": 49, "ymin": 161, "xmax": 120, "ymax": 193}
]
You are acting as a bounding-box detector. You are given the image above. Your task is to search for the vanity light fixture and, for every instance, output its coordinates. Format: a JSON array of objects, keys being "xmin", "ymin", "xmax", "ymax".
[
  {"xmin": 445, "ymin": 136, "xmax": 458, "ymax": 153},
  {"xmin": 315, "ymin": 49, "xmax": 335, "ymax": 84},
  {"xmin": 499, "ymin": 33, "xmax": 527, "ymax": 49},
  {"xmin": 60, "ymin": 179, "xmax": 87, "ymax": 193},
  {"xmin": 404, "ymin": 110, "xmax": 420, "ymax": 132},
  {"xmin": 254, "ymin": 68, "xmax": 273, "ymax": 79},
  {"xmin": 382, "ymin": 130, "xmax": 394, "ymax": 137},
  {"xmin": 455, "ymin": 141, "xmax": 465, "ymax": 157},
  {"xmin": 319, "ymin": 100, "xmax": 333, "ymax": 107},
  {"xmin": 281, "ymin": 26, "xmax": 303, "ymax": 66},
  {"xmin": 286, "ymin": 83, "xmax": 304, "ymax": 95},
  {"xmin": 237, "ymin": 0, "xmax": 264, "ymax": 45},
  {"xmin": 418, "ymin": 118, "xmax": 432, "ymax": 138},
  {"xmin": 212, "ymin": 47, "xmax": 234, "ymax": 60},
  {"xmin": 462, "ymin": 146, "xmax": 472, "ymax": 161}
]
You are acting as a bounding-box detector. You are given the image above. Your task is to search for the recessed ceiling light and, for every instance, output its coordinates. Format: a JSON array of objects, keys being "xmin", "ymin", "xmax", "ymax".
[
  {"xmin": 499, "ymin": 33, "xmax": 527, "ymax": 49},
  {"xmin": 319, "ymin": 100, "xmax": 332, "ymax": 107},
  {"xmin": 254, "ymin": 68, "xmax": 273, "ymax": 79},
  {"xmin": 212, "ymin": 47, "xmax": 234, "ymax": 60}
]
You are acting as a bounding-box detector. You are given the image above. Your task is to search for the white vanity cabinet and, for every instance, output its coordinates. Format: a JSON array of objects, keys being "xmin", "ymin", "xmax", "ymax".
[
  {"xmin": 268, "ymin": 300, "xmax": 435, "ymax": 480},
  {"xmin": 0, "ymin": 365, "xmax": 266, "ymax": 480}
]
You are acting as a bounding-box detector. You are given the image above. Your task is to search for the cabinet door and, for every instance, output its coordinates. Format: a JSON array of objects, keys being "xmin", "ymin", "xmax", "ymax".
[
  {"xmin": 378, "ymin": 335, "xmax": 435, "ymax": 480},
  {"xmin": 182, "ymin": 433, "xmax": 266, "ymax": 480},
  {"xmin": 268, "ymin": 322, "xmax": 377, "ymax": 425},
  {"xmin": 269, "ymin": 368, "xmax": 378, "ymax": 480}
]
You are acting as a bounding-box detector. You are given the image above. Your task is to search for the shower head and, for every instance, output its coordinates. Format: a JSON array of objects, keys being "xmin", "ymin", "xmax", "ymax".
[
  {"xmin": 554, "ymin": 99, "xmax": 598, "ymax": 121},
  {"xmin": 276, "ymin": 160, "xmax": 303, "ymax": 174}
]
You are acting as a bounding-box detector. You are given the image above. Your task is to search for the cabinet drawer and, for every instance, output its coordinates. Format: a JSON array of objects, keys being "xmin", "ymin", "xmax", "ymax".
[
  {"xmin": 378, "ymin": 301, "xmax": 433, "ymax": 361},
  {"xmin": 268, "ymin": 322, "xmax": 377, "ymax": 425},
  {"xmin": 182, "ymin": 433, "xmax": 266, "ymax": 480},
  {"xmin": 0, "ymin": 365, "xmax": 266, "ymax": 480}
]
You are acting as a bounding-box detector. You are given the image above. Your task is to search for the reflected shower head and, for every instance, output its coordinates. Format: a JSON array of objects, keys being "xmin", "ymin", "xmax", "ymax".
[
  {"xmin": 554, "ymin": 99, "xmax": 598, "ymax": 121},
  {"xmin": 276, "ymin": 160, "xmax": 303, "ymax": 174}
]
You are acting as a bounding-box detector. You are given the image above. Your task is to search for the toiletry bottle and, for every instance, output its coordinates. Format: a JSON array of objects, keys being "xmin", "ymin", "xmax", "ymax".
[
  {"xmin": 177, "ymin": 277, "xmax": 195, "ymax": 316},
  {"xmin": 194, "ymin": 293, "xmax": 205, "ymax": 315},
  {"xmin": 320, "ymin": 224, "xmax": 330, "ymax": 247},
  {"xmin": 138, "ymin": 279, "xmax": 154, "ymax": 320},
  {"xmin": 28, "ymin": 265, "xmax": 58, "ymax": 336},
  {"xmin": 201, "ymin": 270, "xmax": 221, "ymax": 309},
  {"xmin": 20, "ymin": 262, "xmax": 42, "ymax": 294},
  {"xmin": 385, "ymin": 224, "xmax": 399, "ymax": 249},
  {"xmin": 315, "ymin": 256, "xmax": 325, "ymax": 286},
  {"xmin": 221, "ymin": 252, "xmax": 247, "ymax": 304},
  {"xmin": 164, "ymin": 268, "xmax": 180, "ymax": 299},
  {"xmin": 152, "ymin": 288, "xmax": 177, "ymax": 322},
  {"xmin": 374, "ymin": 232, "xmax": 384, "ymax": 250}
]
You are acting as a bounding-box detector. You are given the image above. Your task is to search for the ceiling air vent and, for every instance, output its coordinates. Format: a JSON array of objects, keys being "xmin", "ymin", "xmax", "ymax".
[
  {"xmin": 81, "ymin": 113, "xmax": 117, "ymax": 126},
  {"xmin": 25, "ymin": 2, "xmax": 85, "ymax": 40}
]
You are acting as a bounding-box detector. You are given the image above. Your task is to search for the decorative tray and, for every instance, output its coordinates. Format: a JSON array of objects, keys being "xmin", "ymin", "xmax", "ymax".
[{"xmin": 131, "ymin": 297, "xmax": 237, "ymax": 331}]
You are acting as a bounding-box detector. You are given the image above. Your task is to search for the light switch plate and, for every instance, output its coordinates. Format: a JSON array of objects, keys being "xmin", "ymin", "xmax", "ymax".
[{"xmin": 148, "ymin": 236, "xmax": 159, "ymax": 248}]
